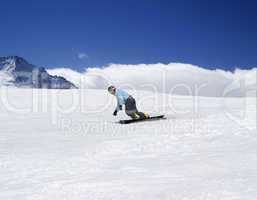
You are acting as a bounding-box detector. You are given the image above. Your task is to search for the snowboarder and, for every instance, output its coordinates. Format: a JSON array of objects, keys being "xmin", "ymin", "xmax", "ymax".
[{"xmin": 108, "ymin": 85, "xmax": 149, "ymax": 120}]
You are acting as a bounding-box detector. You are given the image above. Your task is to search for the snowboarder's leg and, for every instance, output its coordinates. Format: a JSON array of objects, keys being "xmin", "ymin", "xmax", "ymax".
[
  {"xmin": 125, "ymin": 96, "xmax": 149, "ymax": 119},
  {"xmin": 125, "ymin": 96, "xmax": 139, "ymax": 119}
]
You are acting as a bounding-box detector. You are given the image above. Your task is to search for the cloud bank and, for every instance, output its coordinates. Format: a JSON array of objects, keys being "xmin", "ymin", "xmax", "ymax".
[{"xmin": 47, "ymin": 63, "xmax": 257, "ymax": 97}]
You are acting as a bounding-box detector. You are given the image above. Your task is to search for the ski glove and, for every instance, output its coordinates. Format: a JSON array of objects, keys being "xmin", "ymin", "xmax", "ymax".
[
  {"xmin": 113, "ymin": 110, "xmax": 118, "ymax": 116},
  {"xmin": 119, "ymin": 105, "xmax": 122, "ymax": 110}
]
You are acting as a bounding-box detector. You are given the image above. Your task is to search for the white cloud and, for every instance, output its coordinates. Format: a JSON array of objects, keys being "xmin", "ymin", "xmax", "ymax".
[
  {"xmin": 47, "ymin": 63, "xmax": 257, "ymax": 97},
  {"xmin": 77, "ymin": 53, "xmax": 88, "ymax": 60}
]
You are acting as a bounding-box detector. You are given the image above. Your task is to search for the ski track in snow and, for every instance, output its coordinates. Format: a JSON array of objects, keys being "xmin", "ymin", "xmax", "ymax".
[{"xmin": 0, "ymin": 88, "xmax": 257, "ymax": 200}]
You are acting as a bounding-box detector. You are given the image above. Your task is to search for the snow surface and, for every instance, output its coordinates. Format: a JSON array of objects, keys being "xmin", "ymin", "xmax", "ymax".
[{"xmin": 0, "ymin": 88, "xmax": 257, "ymax": 200}]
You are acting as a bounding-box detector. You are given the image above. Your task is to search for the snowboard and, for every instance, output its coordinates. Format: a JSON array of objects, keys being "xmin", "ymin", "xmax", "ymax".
[{"xmin": 119, "ymin": 115, "xmax": 165, "ymax": 124}]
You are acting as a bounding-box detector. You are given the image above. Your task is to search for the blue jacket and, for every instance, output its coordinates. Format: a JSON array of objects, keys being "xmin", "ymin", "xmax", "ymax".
[{"xmin": 115, "ymin": 89, "xmax": 130, "ymax": 111}]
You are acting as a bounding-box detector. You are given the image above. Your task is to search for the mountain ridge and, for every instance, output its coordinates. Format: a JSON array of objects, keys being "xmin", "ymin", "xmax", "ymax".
[{"xmin": 0, "ymin": 56, "xmax": 77, "ymax": 89}]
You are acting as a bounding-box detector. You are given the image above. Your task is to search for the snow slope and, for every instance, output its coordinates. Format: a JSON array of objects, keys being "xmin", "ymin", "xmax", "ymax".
[{"xmin": 0, "ymin": 88, "xmax": 257, "ymax": 200}]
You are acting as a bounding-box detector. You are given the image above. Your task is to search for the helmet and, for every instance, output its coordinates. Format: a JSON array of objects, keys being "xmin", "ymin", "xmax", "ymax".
[{"xmin": 108, "ymin": 85, "xmax": 116, "ymax": 94}]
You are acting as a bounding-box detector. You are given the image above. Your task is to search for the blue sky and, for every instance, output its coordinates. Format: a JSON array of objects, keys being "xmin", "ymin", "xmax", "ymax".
[{"xmin": 0, "ymin": 0, "xmax": 257, "ymax": 71}]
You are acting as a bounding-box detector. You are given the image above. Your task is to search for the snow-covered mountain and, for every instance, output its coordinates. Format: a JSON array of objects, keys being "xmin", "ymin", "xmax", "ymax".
[{"xmin": 0, "ymin": 56, "xmax": 77, "ymax": 89}]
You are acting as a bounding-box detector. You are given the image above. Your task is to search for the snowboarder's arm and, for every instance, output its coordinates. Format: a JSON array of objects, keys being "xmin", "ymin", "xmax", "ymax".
[
  {"xmin": 116, "ymin": 95, "xmax": 123, "ymax": 111},
  {"xmin": 113, "ymin": 103, "xmax": 121, "ymax": 116},
  {"xmin": 116, "ymin": 101, "xmax": 122, "ymax": 111}
]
